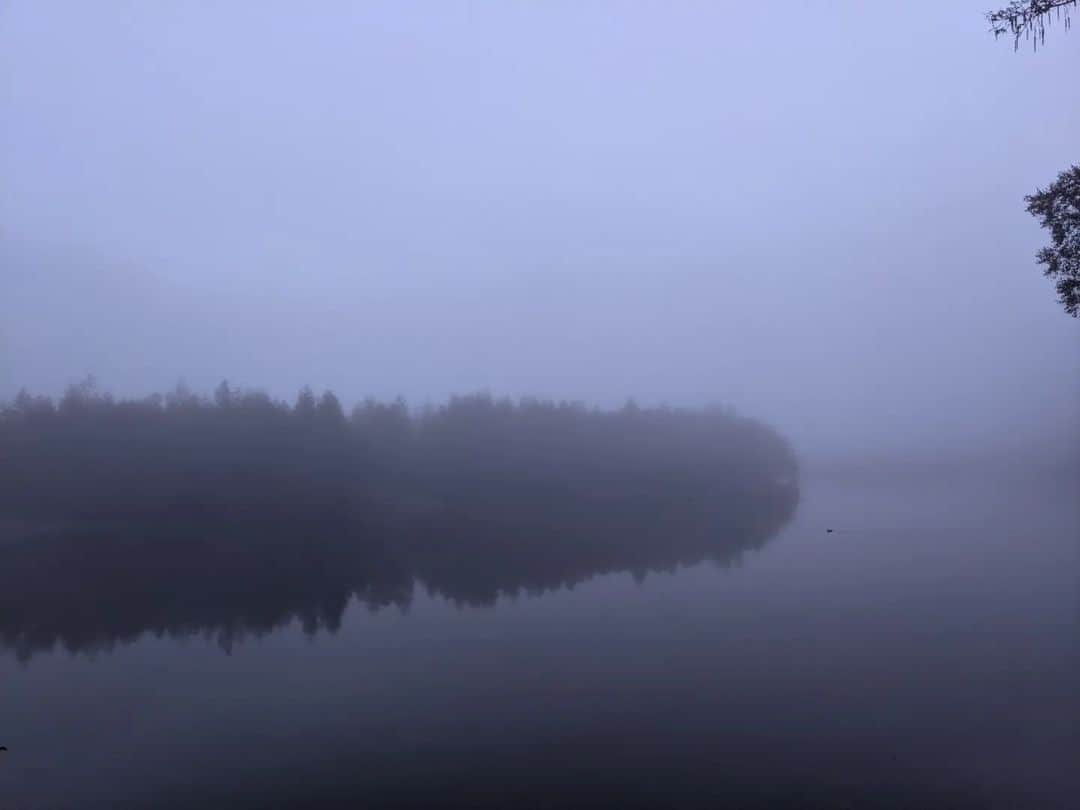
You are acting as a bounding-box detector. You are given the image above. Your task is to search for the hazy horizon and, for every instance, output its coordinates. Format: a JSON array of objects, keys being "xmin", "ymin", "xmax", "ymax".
[{"xmin": 3, "ymin": 1, "xmax": 1078, "ymax": 459}]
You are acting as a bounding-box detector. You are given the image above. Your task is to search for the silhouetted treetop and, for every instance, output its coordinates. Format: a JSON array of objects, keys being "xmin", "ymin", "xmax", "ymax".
[{"xmin": 1025, "ymin": 165, "xmax": 1080, "ymax": 316}]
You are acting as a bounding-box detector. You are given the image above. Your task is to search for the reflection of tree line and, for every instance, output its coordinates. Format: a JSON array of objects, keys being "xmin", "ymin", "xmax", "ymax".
[
  {"xmin": 0, "ymin": 486, "xmax": 797, "ymax": 661},
  {"xmin": 0, "ymin": 383, "xmax": 799, "ymax": 660}
]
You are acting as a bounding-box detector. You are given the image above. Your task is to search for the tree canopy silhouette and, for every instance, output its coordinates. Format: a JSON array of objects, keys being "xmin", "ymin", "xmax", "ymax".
[
  {"xmin": 1025, "ymin": 165, "xmax": 1080, "ymax": 316},
  {"xmin": 0, "ymin": 381, "xmax": 797, "ymax": 523}
]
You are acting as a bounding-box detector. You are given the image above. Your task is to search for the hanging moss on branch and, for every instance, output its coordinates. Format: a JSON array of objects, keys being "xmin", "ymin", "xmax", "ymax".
[{"xmin": 988, "ymin": 0, "xmax": 1076, "ymax": 50}]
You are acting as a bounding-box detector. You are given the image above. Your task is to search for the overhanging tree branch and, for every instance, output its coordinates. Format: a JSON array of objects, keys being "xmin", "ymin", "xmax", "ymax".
[{"xmin": 988, "ymin": 0, "xmax": 1076, "ymax": 50}]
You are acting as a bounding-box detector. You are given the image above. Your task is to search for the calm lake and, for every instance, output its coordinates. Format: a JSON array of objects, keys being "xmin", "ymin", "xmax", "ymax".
[{"xmin": 1, "ymin": 470, "xmax": 1076, "ymax": 809}]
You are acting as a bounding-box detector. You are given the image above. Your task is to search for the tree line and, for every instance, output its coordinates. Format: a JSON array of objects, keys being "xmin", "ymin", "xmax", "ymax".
[
  {"xmin": 0, "ymin": 379, "xmax": 799, "ymax": 660},
  {"xmin": 0, "ymin": 379, "xmax": 798, "ymax": 524}
]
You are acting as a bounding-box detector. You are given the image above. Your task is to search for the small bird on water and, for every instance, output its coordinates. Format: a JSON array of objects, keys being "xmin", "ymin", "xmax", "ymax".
[{"xmin": 826, "ymin": 528, "xmax": 834, "ymax": 533}]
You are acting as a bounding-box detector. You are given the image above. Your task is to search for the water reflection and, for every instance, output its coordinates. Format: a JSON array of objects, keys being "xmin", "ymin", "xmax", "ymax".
[{"xmin": 0, "ymin": 485, "xmax": 797, "ymax": 661}]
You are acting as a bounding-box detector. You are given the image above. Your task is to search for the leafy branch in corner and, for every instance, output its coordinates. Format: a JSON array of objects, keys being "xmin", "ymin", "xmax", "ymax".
[{"xmin": 988, "ymin": 0, "xmax": 1076, "ymax": 50}]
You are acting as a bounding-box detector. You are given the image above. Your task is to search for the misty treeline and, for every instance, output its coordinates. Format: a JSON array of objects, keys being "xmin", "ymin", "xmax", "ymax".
[
  {"xmin": 0, "ymin": 378, "xmax": 797, "ymax": 523},
  {"xmin": 0, "ymin": 379, "xmax": 800, "ymax": 660}
]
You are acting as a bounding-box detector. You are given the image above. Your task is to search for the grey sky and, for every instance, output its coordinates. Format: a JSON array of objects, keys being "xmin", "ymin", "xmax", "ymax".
[{"xmin": 2, "ymin": 1, "xmax": 1077, "ymax": 457}]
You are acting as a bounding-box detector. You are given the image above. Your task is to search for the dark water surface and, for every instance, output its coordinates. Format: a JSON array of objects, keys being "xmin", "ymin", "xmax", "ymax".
[{"xmin": 1, "ymin": 473, "xmax": 1076, "ymax": 809}]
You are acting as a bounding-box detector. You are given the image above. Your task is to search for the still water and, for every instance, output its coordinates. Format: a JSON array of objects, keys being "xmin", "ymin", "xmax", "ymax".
[{"xmin": 1, "ymin": 472, "xmax": 1076, "ymax": 809}]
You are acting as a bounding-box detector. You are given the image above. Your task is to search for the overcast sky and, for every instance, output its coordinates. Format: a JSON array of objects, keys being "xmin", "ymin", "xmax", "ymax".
[{"xmin": 2, "ymin": 1, "xmax": 1077, "ymax": 457}]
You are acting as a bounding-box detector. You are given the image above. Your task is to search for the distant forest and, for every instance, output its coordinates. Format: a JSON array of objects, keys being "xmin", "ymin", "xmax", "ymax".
[
  {"xmin": 0, "ymin": 379, "xmax": 797, "ymax": 523},
  {"xmin": 0, "ymin": 380, "xmax": 799, "ymax": 660}
]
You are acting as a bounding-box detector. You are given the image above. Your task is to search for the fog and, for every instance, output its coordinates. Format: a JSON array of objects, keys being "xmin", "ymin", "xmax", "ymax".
[
  {"xmin": 3, "ymin": 8, "xmax": 1079, "ymax": 805},
  {"xmin": 2, "ymin": 1, "xmax": 1077, "ymax": 463}
]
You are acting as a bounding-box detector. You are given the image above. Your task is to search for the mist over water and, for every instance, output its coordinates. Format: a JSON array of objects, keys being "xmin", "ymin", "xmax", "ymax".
[{"xmin": 1, "ymin": 470, "xmax": 1075, "ymax": 809}]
